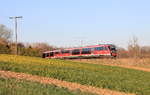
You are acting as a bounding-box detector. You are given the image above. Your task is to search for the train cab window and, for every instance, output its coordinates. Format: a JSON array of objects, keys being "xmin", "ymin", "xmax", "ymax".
[
  {"xmin": 81, "ymin": 48, "xmax": 91, "ymax": 54},
  {"xmin": 111, "ymin": 48, "xmax": 116, "ymax": 51},
  {"xmin": 108, "ymin": 45, "xmax": 117, "ymax": 51},
  {"xmin": 72, "ymin": 49, "xmax": 80, "ymax": 55},
  {"xmin": 50, "ymin": 52, "xmax": 54, "ymax": 56},
  {"xmin": 109, "ymin": 46, "xmax": 116, "ymax": 51}
]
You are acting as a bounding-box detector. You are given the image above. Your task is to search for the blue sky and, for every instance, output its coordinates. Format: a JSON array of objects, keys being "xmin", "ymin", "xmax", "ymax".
[{"xmin": 0, "ymin": 0, "xmax": 150, "ymax": 48}]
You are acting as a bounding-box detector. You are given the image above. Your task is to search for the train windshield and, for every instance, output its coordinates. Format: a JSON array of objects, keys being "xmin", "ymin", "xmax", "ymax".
[
  {"xmin": 108, "ymin": 45, "xmax": 117, "ymax": 51},
  {"xmin": 110, "ymin": 47, "xmax": 116, "ymax": 50}
]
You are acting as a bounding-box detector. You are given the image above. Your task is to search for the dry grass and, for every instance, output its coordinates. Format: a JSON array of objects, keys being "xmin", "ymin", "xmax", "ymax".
[{"xmin": 72, "ymin": 58, "xmax": 150, "ymax": 72}]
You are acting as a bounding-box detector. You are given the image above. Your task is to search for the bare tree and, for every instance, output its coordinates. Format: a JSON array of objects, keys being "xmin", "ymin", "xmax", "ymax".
[
  {"xmin": 0, "ymin": 24, "xmax": 12, "ymax": 40},
  {"xmin": 141, "ymin": 46, "xmax": 150, "ymax": 58},
  {"xmin": 0, "ymin": 24, "xmax": 12, "ymax": 54},
  {"xmin": 128, "ymin": 36, "xmax": 141, "ymax": 58},
  {"xmin": 32, "ymin": 43, "xmax": 54, "ymax": 52},
  {"xmin": 0, "ymin": 38, "xmax": 7, "ymax": 45}
]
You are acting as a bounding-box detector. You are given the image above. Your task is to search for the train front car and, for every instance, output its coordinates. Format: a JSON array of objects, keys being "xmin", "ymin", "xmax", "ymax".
[{"xmin": 107, "ymin": 44, "xmax": 117, "ymax": 58}]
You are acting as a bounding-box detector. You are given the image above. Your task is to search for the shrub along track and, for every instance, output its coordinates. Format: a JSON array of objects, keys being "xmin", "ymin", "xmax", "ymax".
[{"xmin": 0, "ymin": 70, "xmax": 134, "ymax": 95}]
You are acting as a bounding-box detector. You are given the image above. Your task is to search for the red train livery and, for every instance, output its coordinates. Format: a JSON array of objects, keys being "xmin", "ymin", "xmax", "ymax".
[{"xmin": 42, "ymin": 44, "xmax": 117, "ymax": 59}]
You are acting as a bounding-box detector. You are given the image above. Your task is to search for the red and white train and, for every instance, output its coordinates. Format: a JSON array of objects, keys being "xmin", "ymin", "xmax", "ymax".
[{"xmin": 42, "ymin": 44, "xmax": 117, "ymax": 59}]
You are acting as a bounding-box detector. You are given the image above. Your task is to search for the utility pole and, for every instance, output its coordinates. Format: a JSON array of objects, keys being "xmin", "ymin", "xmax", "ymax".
[{"xmin": 9, "ymin": 16, "xmax": 23, "ymax": 55}]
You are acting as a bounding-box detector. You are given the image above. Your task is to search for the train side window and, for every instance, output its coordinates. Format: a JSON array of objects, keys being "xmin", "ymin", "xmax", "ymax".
[
  {"xmin": 81, "ymin": 48, "xmax": 91, "ymax": 54},
  {"xmin": 103, "ymin": 47, "xmax": 108, "ymax": 50},
  {"xmin": 55, "ymin": 52, "xmax": 60, "ymax": 55},
  {"xmin": 50, "ymin": 52, "xmax": 54, "ymax": 56},
  {"xmin": 72, "ymin": 49, "xmax": 80, "ymax": 55},
  {"xmin": 94, "ymin": 47, "xmax": 103, "ymax": 51},
  {"xmin": 45, "ymin": 53, "xmax": 49, "ymax": 57},
  {"xmin": 62, "ymin": 50, "xmax": 70, "ymax": 54}
]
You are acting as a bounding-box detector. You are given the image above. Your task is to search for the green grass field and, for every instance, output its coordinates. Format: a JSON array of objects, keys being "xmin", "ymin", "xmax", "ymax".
[
  {"xmin": 0, "ymin": 76, "xmax": 94, "ymax": 95},
  {"xmin": 0, "ymin": 54, "xmax": 150, "ymax": 95}
]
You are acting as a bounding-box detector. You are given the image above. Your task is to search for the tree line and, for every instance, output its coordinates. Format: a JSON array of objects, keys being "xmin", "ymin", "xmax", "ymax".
[
  {"xmin": 0, "ymin": 24, "xmax": 150, "ymax": 58},
  {"xmin": 117, "ymin": 36, "xmax": 150, "ymax": 58},
  {"xmin": 0, "ymin": 24, "xmax": 54, "ymax": 57}
]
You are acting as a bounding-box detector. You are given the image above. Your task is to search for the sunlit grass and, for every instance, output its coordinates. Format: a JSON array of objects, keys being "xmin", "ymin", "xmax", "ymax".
[{"xmin": 0, "ymin": 76, "xmax": 94, "ymax": 95}]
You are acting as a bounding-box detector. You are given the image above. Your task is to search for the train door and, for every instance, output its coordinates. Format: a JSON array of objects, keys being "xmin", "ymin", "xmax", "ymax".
[
  {"xmin": 54, "ymin": 51, "xmax": 61, "ymax": 58},
  {"xmin": 93, "ymin": 47, "xmax": 103, "ymax": 55}
]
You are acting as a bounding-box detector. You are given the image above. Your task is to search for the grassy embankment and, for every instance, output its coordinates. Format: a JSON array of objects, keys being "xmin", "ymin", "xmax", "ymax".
[{"xmin": 0, "ymin": 54, "xmax": 150, "ymax": 95}]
